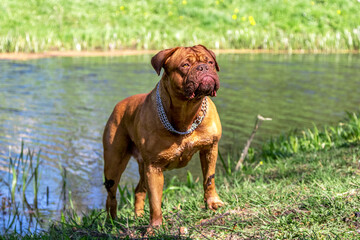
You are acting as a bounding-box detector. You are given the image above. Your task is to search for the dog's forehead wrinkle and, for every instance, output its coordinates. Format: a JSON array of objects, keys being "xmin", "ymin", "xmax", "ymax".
[
  {"xmin": 188, "ymin": 55, "xmax": 197, "ymax": 64},
  {"xmin": 181, "ymin": 53, "xmax": 208, "ymax": 65}
]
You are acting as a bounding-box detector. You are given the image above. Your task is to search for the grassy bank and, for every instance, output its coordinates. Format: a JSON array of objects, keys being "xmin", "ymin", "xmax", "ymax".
[
  {"xmin": 2, "ymin": 113, "xmax": 359, "ymax": 239},
  {"xmin": 54, "ymin": 146, "xmax": 360, "ymax": 239},
  {"xmin": 1, "ymin": 0, "xmax": 360, "ymax": 53}
]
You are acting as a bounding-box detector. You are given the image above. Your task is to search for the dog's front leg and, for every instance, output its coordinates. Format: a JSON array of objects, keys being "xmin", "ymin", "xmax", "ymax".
[
  {"xmin": 145, "ymin": 164, "xmax": 164, "ymax": 226},
  {"xmin": 199, "ymin": 143, "xmax": 224, "ymax": 210}
]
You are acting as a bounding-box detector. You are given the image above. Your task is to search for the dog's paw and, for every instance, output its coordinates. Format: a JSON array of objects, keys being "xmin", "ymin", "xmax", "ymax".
[
  {"xmin": 206, "ymin": 196, "xmax": 224, "ymax": 210},
  {"xmin": 135, "ymin": 208, "xmax": 144, "ymax": 218}
]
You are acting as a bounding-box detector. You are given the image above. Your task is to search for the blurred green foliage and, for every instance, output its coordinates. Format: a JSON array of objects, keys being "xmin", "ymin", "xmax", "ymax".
[{"xmin": 1, "ymin": 0, "xmax": 360, "ymax": 52}]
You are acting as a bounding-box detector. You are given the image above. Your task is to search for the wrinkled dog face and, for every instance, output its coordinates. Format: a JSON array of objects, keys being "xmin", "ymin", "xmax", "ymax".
[
  {"xmin": 153, "ymin": 45, "xmax": 220, "ymax": 100},
  {"xmin": 181, "ymin": 46, "xmax": 220, "ymax": 99}
]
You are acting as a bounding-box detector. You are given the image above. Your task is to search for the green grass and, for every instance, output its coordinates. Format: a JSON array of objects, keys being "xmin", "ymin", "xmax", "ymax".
[
  {"xmin": 261, "ymin": 112, "xmax": 360, "ymax": 160},
  {"xmin": 1, "ymin": 0, "xmax": 360, "ymax": 52},
  {"xmin": 5, "ymin": 143, "xmax": 359, "ymax": 239},
  {"xmin": 219, "ymin": 112, "xmax": 360, "ymax": 176},
  {"xmin": 0, "ymin": 143, "xmax": 43, "ymax": 236},
  {"xmin": 2, "ymin": 113, "xmax": 360, "ymax": 239}
]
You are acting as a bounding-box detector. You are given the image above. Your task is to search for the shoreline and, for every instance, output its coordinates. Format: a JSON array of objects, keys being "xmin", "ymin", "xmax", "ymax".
[{"xmin": 0, "ymin": 49, "xmax": 359, "ymax": 61}]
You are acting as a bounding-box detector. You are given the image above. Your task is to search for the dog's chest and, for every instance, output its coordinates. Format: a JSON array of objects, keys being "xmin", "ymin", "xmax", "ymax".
[{"xmin": 157, "ymin": 134, "xmax": 212, "ymax": 170}]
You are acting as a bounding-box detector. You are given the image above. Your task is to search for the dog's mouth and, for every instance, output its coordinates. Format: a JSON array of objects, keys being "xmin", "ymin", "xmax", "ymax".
[{"xmin": 185, "ymin": 74, "xmax": 219, "ymax": 99}]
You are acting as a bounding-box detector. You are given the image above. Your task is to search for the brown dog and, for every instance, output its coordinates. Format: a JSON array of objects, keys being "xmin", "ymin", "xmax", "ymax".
[{"xmin": 103, "ymin": 45, "xmax": 224, "ymax": 226}]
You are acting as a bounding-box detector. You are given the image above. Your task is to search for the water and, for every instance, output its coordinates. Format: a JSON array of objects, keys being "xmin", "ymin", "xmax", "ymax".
[{"xmin": 0, "ymin": 54, "xmax": 359, "ymax": 232}]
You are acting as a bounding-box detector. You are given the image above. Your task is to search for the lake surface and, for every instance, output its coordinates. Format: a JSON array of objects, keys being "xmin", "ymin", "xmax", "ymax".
[{"xmin": 0, "ymin": 54, "xmax": 359, "ymax": 232}]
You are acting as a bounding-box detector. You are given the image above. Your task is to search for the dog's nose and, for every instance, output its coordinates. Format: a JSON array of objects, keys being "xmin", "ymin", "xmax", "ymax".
[{"xmin": 196, "ymin": 64, "xmax": 209, "ymax": 72}]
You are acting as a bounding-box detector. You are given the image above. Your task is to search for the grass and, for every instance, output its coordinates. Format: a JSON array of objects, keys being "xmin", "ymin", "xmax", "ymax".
[
  {"xmin": 1, "ymin": 113, "xmax": 360, "ymax": 239},
  {"xmin": 5, "ymin": 144, "xmax": 359, "ymax": 239},
  {"xmin": 1, "ymin": 142, "xmax": 43, "ymax": 235},
  {"xmin": 219, "ymin": 112, "xmax": 360, "ymax": 177},
  {"xmin": 261, "ymin": 112, "xmax": 360, "ymax": 160},
  {"xmin": 1, "ymin": 0, "xmax": 360, "ymax": 52}
]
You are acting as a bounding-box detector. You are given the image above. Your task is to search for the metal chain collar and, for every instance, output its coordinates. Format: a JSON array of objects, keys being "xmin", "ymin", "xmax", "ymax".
[{"xmin": 156, "ymin": 82, "xmax": 208, "ymax": 135}]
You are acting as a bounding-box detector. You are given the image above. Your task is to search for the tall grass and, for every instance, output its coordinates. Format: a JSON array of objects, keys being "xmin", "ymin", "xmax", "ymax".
[
  {"xmin": 1, "ymin": 142, "xmax": 42, "ymax": 233},
  {"xmin": 117, "ymin": 185, "xmax": 135, "ymax": 207},
  {"xmin": 217, "ymin": 112, "xmax": 360, "ymax": 176},
  {"xmin": 1, "ymin": 0, "xmax": 360, "ymax": 52},
  {"xmin": 261, "ymin": 112, "xmax": 360, "ymax": 161}
]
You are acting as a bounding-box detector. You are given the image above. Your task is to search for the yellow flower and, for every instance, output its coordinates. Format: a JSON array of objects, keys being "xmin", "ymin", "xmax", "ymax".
[
  {"xmin": 234, "ymin": 8, "xmax": 239, "ymax": 13},
  {"xmin": 311, "ymin": 1, "xmax": 315, "ymax": 6},
  {"xmin": 260, "ymin": 161, "xmax": 263, "ymax": 165},
  {"xmin": 120, "ymin": 6, "xmax": 125, "ymax": 11},
  {"xmin": 241, "ymin": 16, "xmax": 246, "ymax": 21},
  {"xmin": 232, "ymin": 14, "xmax": 237, "ymax": 20},
  {"xmin": 179, "ymin": 15, "xmax": 184, "ymax": 20},
  {"xmin": 182, "ymin": 0, "xmax": 187, "ymax": 5},
  {"xmin": 337, "ymin": 9, "xmax": 341, "ymax": 15},
  {"xmin": 168, "ymin": 11, "xmax": 173, "ymax": 16},
  {"xmin": 249, "ymin": 16, "xmax": 256, "ymax": 25}
]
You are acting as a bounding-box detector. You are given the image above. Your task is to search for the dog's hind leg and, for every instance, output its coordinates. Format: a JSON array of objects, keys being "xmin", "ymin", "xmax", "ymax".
[
  {"xmin": 103, "ymin": 133, "xmax": 131, "ymax": 219},
  {"xmin": 134, "ymin": 155, "xmax": 147, "ymax": 217}
]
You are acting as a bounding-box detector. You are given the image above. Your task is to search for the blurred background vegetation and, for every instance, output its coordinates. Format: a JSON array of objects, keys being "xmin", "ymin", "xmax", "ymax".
[{"xmin": 1, "ymin": 0, "xmax": 360, "ymax": 52}]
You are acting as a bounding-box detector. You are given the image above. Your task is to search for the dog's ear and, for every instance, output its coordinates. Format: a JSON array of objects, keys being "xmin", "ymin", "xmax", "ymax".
[
  {"xmin": 151, "ymin": 47, "xmax": 180, "ymax": 76},
  {"xmin": 196, "ymin": 45, "xmax": 220, "ymax": 72}
]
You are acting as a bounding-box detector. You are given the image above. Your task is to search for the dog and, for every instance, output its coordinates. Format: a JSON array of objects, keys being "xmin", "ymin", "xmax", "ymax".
[{"xmin": 103, "ymin": 45, "xmax": 224, "ymax": 226}]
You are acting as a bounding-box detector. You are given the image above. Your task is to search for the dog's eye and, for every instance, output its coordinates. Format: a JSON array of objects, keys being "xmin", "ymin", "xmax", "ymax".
[
  {"xmin": 208, "ymin": 61, "xmax": 214, "ymax": 65},
  {"xmin": 182, "ymin": 63, "xmax": 190, "ymax": 68}
]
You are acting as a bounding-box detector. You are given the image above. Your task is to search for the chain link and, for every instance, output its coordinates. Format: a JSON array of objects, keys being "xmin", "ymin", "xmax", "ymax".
[{"xmin": 156, "ymin": 82, "xmax": 208, "ymax": 135}]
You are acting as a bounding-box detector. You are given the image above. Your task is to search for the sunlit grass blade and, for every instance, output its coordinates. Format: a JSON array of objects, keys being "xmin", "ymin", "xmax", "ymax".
[
  {"xmin": 186, "ymin": 171, "xmax": 194, "ymax": 189},
  {"xmin": 218, "ymin": 150, "xmax": 229, "ymax": 176},
  {"xmin": 9, "ymin": 157, "xmax": 17, "ymax": 203},
  {"xmin": 33, "ymin": 149, "xmax": 41, "ymax": 209}
]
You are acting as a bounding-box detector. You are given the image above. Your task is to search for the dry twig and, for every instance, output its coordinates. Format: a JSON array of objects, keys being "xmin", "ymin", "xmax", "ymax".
[{"xmin": 235, "ymin": 115, "xmax": 272, "ymax": 171}]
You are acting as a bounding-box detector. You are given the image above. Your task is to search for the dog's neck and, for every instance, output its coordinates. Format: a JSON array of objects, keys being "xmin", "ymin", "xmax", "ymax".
[{"xmin": 157, "ymin": 77, "xmax": 204, "ymax": 133}]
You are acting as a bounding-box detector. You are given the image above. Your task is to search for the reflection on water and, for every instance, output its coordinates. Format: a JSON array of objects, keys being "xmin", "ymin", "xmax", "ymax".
[{"xmin": 0, "ymin": 54, "xmax": 359, "ymax": 231}]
